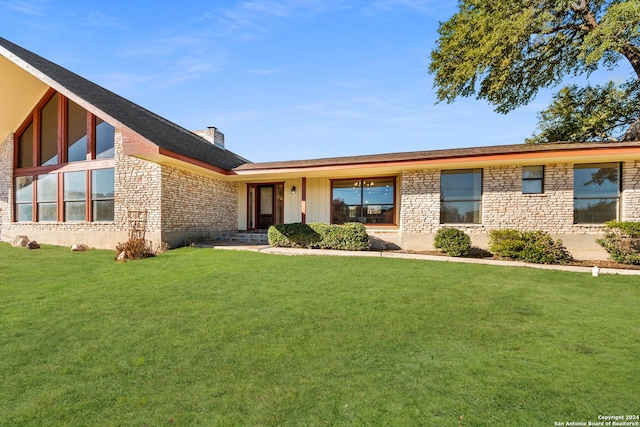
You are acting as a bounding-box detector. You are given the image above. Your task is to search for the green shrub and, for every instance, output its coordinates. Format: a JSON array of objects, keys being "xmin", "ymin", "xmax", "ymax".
[
  {"xmin": 489, "ymin": 229, "xmax": 572, "ymax": 264},
  {"xmin": 268, "ymin": 222, "xmax": 369, "ymax": 251},
  {"xmin": 596, "ymin": 221, "xmax": 640, "ymax": 264},
  {"xmin": 433, "ymin": 227, "xmax": 471, "ymax": 257}
]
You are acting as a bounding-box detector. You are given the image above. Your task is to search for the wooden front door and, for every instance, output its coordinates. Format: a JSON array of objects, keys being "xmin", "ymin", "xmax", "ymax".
[{"xmin": 257, "ymin": 185, "xmax": 275, "ymax": 229}]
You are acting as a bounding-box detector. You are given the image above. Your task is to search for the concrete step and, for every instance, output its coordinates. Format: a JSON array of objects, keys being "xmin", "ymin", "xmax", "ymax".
[{"xmin": 215, "ymin": 231, "xmax": 269, "ymax": 244}]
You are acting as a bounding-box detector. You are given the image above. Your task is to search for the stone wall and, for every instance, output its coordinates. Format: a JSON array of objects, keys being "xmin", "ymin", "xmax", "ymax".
[
  {"xmin": 0, "ymin": 134, "xmax": 13, "ymax": 228},
  {"xmin": 399, "ymin": 170, "xmax": 440, "ymax": 234},
  {"xmin": 622, "ymin": 161, "xmax": 640, "ymax": 221},
  {"xmin": 398, "ymin": 162, "xmax": 640, "ymax": 259},
  {"xmin": 160, "ymin": 164, "xmax": 238, "ymax": 245}
]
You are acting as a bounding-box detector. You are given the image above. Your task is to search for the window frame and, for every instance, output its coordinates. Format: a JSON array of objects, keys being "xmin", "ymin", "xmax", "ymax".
[
  {"xmin": 522, "ymin": 165, "xmax": 544, "ymax": 194},
  {"xmin": 13, "ymin": 90, "xmax": 115, "ymax": 223},
  {"xmin": 573, "ymin": 162, "xmax": 621, "ymax": 224},
  {"xmin": 331, "ymin": 177, "xmax": 396, "ymax": 226},
  {"xmin": 440, "ymin": 169, "xmax": 483, "ymax": 224}
]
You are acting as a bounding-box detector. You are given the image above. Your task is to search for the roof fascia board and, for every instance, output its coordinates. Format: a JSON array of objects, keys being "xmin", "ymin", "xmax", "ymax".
[
  {"xmin": 231, "ymin": 146, "xmax": 640, "ymax": 178},
  {"xmin": 121, "ymin": 128, "xmax": 232, "ymax": 178}
]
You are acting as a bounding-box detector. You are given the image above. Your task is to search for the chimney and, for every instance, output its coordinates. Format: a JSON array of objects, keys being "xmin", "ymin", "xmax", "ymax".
[{"xmin": 193, "ymin": 126, "xmax": 225, "ymax": 149}]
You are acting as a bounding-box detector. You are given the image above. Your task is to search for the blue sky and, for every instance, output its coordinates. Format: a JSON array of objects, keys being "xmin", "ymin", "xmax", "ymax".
[{"xmin": 0, "ymin": 0, "xmax": 621, "ymax": 162}]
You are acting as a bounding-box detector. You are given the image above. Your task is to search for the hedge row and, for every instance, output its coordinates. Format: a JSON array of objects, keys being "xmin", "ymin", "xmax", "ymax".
[{"xmin": 268, "ymin": 222, "xmax": 369, "ymax": 251}]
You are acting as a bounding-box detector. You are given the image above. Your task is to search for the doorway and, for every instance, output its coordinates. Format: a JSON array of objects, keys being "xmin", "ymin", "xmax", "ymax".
[{"xmin": 247, "ymin": 183, "xmax": 284, "ymax": 230}]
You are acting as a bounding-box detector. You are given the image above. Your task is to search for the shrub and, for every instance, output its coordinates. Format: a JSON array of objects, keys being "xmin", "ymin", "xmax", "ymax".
[
  {"xmin": 115, "ymin": 238, "xmax": 169, "ymax": 261},
  {"xmin": 596, "ymin": 221, "xmax": 640, "ymax": 264},
  {"xmin": 268, "ymin": 222, "xmax": 369, "ymax": 251},
  {"xmin": 489, "ymin": 229, "xmax": 572, "ymax": 264},
  {"xmin": 433, "ymin": 227, "xmax": 471, "ymax": 257}
]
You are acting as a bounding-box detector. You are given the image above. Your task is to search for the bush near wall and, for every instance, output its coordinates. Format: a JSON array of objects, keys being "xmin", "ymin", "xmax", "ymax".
[
  {"xmin": 596, "ymin": 221, "xmax": 640, "ymax": 265},
  {"xmin": 433, "ymin": 227, "xmax": 471, "ymax": 257},
  {"xmin": 489, "ymin": 229, "xmax": 572, "ymax": 265},
  {"xmin": 268, "ymin": 222, "xmax": 369, "ymax": 251}
]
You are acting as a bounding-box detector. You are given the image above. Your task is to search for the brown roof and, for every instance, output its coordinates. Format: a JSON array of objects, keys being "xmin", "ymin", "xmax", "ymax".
[{"xmin": 233, "ymin": 140, "xmax": 640, "ymax": 171}]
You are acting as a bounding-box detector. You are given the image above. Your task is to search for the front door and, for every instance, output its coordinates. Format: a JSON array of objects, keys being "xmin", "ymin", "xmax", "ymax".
[
  {"xmin": 247, "ymin": 183, "xmax": 284, "ymax": 230},
  {"xmin": 257, "ymin": 185, "xmax": 274, "ymax": 229}
]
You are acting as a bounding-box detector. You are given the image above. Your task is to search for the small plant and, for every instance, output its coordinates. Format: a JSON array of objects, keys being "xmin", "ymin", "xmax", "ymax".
[
  {"xmin": 489, "ymin": 229, "xmax": 572, "ymax": 264},
  {"xmin": 433, "ymin": 227, "xmax": 471, "ymax": 257},
  {"xmin": 115, "ymin": 238, "xmax": 169, "ymax": 261},
  {"xmin": 596, "ymin": 221, "xmax": 640, "ymax": 264}
]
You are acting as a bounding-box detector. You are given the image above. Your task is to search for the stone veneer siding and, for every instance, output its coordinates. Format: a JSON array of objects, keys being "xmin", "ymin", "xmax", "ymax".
[
  {"xmin": 160, "ymin": 164, "xmax": 238, "ymax": 245},
  {"xmin": 622, "ymin": 161, "xmax": 640, "ymax": 221},
  {"xmin": 0, "ymin": 134, "xmax": 13, "ymax": 229},
  {"xmin": 0, "ymin": 129, "xmax": 238, "ymax": 249},
  {"xmin": 399, "ymin": 162, "xmax": 640, "ymax": 258}
]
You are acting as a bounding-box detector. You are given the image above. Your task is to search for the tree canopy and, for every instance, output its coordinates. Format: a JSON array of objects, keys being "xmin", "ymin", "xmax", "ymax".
[{"xmin": 429, "ymin": 0, "xmax": 640, "ymax": 142}]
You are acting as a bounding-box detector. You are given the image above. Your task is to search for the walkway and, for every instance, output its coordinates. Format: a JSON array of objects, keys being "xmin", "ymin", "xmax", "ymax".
[{"xmin": 197, "ymin": 243, "xmax": 640, "ymax": 276}]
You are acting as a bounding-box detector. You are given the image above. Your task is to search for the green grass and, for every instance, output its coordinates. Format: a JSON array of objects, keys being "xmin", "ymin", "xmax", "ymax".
[{"xmin": 0, "ymin": 243, "xmax": 638, "ymax": 426}]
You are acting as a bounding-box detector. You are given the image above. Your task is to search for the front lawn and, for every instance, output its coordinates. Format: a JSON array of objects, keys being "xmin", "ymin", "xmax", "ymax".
[{"xmin": 0, "ymin": 243, "xmax": 638, "ymax": 426}]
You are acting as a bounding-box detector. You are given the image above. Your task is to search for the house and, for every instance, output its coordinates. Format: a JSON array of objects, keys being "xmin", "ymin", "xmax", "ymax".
[{"xmin": 2, "ymin": 37, "xmax": 639, "ymax": 260}]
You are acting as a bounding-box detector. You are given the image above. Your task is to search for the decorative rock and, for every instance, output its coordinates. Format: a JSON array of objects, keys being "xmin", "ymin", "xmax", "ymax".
[
  {"xmin": 26, "ymin": 241, "xmax": 40, "ymax": 249},
  {"xmin": 71, "ymin": 244, "xmax": 89, "ymax": 252},
  {"xmin": 12, "ymin": 235, "xmax": 30, "ymax": 247},
  {"xmin": 116, "ymin": 251, "xmax": 127, "ymax": 262}
]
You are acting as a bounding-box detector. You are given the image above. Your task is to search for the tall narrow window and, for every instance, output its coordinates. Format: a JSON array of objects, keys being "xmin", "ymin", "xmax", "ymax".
[
  {"xmin": 95, "ymin": 119, "xmax": 115, "ymax": 159},
  {"xmin": 92, "ymin": 168, "xmax": 114, "ymax": 221},
  {"xmin": 522, "ymin": 165, "xmax": 544, "ymax": 194},
  {"xmin": 440, "ymin": 169, "xmax": 482, "ymax": 224},
  {"xmin": 17, "ymin": 122, "xmax": 34, "ymax": 168},
  {"xmin": 37, "ymin": 173, "xmax": 57, "ymax": 221},
  {"xmin": 64, "ymin": 171, "xmax": 87, "ymax": 221},
  {"xmin": 67, "ymin": 100, "xmax": 88, "ymax": 162},
  {"xmin": 15, "ymin": 176, "xmax": 34, "ymax": 222},
  {"xmin": 332, "ymin": 178, "xmax": 395, "ymax": 224},
  {"xmin": 40, "ymin": 95, "xmax": 59, "ymax": 166},
  {"xmin": 574, "ymin": 163, "xmax": 620, "ymax": 223}
]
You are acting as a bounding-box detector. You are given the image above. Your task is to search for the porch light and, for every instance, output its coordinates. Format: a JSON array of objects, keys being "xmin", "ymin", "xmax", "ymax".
[{"xmin": 291, "ymin": 186, "xmax": 296, "ymax": 194}]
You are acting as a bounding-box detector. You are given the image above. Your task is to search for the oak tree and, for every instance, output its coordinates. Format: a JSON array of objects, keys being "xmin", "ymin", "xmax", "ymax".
[{"xmin": 429, "ymin": 0, "xmax": 640, "ymax": 142}]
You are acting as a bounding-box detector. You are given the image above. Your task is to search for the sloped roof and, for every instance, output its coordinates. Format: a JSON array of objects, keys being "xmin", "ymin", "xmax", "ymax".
[
  {"xmin": 0, "ymin": 37, "xmax": 249, "ymax": 171},
  {"xmin": 233, "ymin": 140, "xmax": 640, "ymax": 172}
]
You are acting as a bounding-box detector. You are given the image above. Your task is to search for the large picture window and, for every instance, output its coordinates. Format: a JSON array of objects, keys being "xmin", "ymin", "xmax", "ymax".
[
  {"xmin": 332, "ymin": 177, "xmax": 395, "ymax": 225},
  {"xmin": 14, "ymin": 169, "xmax": 114, "ymax": 223},
  {"xmin": 14, "ymin": 90, "xmax": 115, "ymax": 224},
  {"xmin": 574, "ymin": 163, "xmax": 620, "ymax": 224},
  {"xmin": 440, "ymin": 169, "xmax": 482, "ymax": 224}
]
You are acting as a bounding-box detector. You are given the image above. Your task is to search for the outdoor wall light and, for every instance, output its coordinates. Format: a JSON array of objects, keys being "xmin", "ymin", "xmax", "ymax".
[{"xmin": 291, "ymin": 186, "xmax": 297, "ymax": 194}]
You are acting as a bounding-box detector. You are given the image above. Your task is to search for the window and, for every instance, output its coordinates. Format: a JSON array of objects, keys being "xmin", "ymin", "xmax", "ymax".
[
  {"xmin": 523, "ymin": 165, "xmax": 544, "ymax": 194},
  {"xmin": 40, "ymin": 95, "xmax": 59, "ymax": 166},
  {"xmin": 92, "ymin": 169, "xmax": 115, "ymax": 221},
  {"xmin": 14, "ymin": 91, "xmax": 115, "ymax": 223},
  {"xmin": 15, "ymin": 90, "xmax": 114, "ymax": 168},
  {"xmin": 17, "ymin": 122, "xmax": 33, "ymax": 168},
  {"xmin": 67, "ymin": 100, "xmax": 88, "ymax": 162},
  {"xmin": 574, "ymin": 163, "xmax": 620, "ymax": 224},
  {"xmin": 95, "ymin": 118, "xmax": 115, "ymax": 159},
  {"xmin": 64, "ymin": 171, "xmax": 87, "ymax": 221},
  {"xmin": 332, "ymin": 177, "xmax": 395, "ymax": 225},
  {"xmin": 37, "ymin": 174, "xmax": 57, "ymax": 221},
  {"xmin": 15, "ymin": 176, "xmax": 33, "ymax": 222},
  {"xmin": 440, "ymin": 169, "xmax": 482, "ymax": 224}
]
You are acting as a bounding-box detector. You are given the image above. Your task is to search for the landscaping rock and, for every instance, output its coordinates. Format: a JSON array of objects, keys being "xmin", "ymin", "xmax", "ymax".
[
  {"xmin": 71, "ymin": 244, "xmax": 89, "ymax": 252},
  {"xmin": 116, "ymin": 251, "xmax": 127, "ymax": 262},
  {"xmin": 12, "ymin": 235, "xmax": 30, "ymax": 247},
  {"xmin": 26, "ymin": 241, "xmax": 40, "ymax": 249}
]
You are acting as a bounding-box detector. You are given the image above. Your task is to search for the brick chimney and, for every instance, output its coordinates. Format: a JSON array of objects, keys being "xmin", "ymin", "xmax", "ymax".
[{"xmin": 193, "ymin": 126, "xmax": 225, "ymax": 149}]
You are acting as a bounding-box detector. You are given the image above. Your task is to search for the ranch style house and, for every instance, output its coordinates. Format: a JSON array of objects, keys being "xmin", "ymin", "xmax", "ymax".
[{"xmin": 2, "ymin": 37, "xmax": 640, "ymax": 260}]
